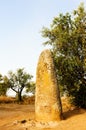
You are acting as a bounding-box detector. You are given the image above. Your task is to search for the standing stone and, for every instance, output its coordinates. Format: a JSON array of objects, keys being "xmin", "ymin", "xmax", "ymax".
[{"xmin": 35, "ymin": 49, "xmax": 62, "ymax": 122}]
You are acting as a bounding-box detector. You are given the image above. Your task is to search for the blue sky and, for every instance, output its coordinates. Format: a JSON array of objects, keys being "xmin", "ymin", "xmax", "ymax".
[{"xmin": 0, "ymin": 0, "xmax": 86, "ymax": 80}]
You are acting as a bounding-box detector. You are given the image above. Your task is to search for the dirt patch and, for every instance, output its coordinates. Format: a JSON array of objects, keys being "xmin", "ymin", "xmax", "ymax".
[{"xmin": 0, "ymin": 103, "xmax": 86, "ymax": 130}]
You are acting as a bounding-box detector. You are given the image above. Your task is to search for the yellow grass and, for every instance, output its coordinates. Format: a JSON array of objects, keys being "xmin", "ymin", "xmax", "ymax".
[
  {"xmin": 0, "ymin": 96, "xmax": 15, "ymax": 103},
  {"xmin": 0, "ymin": 95, "xmax": 35, "ymax": 104}
]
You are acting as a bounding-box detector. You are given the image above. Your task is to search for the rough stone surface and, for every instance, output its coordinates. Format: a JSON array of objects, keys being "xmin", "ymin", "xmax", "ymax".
[{"xmin": 35, "ymin": 49, "xmax": 62, "ymax": 122}]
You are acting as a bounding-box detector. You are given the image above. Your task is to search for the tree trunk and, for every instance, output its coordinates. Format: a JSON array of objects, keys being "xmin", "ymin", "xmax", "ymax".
[{"xmin": 16, "ymin": 91, "xmax": 22, "ymax": 102}]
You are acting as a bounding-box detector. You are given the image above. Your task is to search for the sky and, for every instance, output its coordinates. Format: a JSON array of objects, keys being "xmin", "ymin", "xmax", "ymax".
[{"xmin": 0, "ymin": 0, "xmax": 86, "ymax": 80}]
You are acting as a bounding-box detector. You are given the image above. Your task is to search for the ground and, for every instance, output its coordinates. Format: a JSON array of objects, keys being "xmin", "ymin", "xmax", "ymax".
[{"xmin": 0, "ymin": 102, "xmax": 86, "ymax": 130}]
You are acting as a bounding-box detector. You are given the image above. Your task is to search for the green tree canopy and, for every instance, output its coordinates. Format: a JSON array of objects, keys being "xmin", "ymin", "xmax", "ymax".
[
  {"xmin": 26, "ymin": 81, "xmax": 35, "ymax": 95},
  {"xmin": 8, "ymin": 68, "xmax": 33, "ymax": 102},
  {"xmin": 0, "ymin": 74, "xmax": 10, "ymax": 96},
  {"xmin": 41, "ymin": 3, "xmax": 86, "ymax": 108}
]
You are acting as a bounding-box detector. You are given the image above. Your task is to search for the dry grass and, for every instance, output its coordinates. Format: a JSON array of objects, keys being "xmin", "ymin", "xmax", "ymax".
[
  {"xmin": 61, "ymin": 96, "xmax": 75, "ymax": 112},
  {"xmin": 0, "ymin": 95, "xmax": 72, "ymax": 108},
  {"xmin": 0, "ymin": 95, "xmax": 35, "ymax": 104},
  {"xmin": 23, "ymin": 95, "xmax": 35, "ymax": 104},
  {"xmin": 0, "ymin": 96, "xmax": 16, "ymax": 103}
]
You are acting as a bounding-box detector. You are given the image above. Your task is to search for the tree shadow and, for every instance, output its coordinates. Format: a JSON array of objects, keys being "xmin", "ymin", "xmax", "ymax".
[{"xmin": 63, "ymin": 108, "xmax": 86, "ymax": 120}]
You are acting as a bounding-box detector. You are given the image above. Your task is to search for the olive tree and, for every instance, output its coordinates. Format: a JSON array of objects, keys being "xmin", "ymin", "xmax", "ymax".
[
  {"xmin": 8, "ymin": 68, "xmax": 33, "ymax": 102},
  {"xmin": 41, "ymin": 3, "xmax": 86, "ymax": 108}
]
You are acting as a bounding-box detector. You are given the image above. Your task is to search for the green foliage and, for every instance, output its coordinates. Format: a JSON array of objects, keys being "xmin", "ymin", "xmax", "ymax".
[
  {"xmin": 0, "ymin": 75, "xmax": 10, "ymax": 96},
  {"xmin": 26, "ymin": 81, "xmax": 35, "ymax": 95},
  {"xmin": 8, "ymin": 68, "xmax": 33, "ymax": 102},
  {"xmin": 41, "ymin": 3, "xmax": 86, "ymax": 108}
]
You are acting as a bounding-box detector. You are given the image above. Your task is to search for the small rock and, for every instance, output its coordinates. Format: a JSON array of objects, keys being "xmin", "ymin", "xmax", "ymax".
[{"xmin": 21, "ymin": 120, "xmax": 27, "ymax": 124}]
